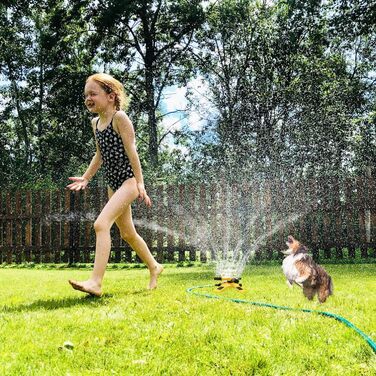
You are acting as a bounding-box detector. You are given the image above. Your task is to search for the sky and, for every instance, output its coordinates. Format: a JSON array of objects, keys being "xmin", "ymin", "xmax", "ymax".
[{"xmin": 159, "ymin": 77, "xmax": 215, "ymax": 151}]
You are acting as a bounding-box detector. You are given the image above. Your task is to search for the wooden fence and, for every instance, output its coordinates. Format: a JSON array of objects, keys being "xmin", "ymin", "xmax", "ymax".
[{"xmin": 0, "ymin": 178, "xmax": 375, "ymax": 264}]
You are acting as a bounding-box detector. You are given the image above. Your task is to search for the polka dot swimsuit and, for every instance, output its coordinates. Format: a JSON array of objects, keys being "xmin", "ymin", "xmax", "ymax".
[{"xmin": 95, "ymin": 115, "xmax": 134, "ymax": 191}]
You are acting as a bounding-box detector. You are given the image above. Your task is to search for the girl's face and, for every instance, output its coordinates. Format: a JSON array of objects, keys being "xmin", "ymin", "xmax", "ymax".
[{"xmin": 84, "ymin": 79, "xmax": 115, "ymax": 114}]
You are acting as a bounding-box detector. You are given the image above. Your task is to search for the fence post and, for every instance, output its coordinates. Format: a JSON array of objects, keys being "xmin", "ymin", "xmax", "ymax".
[
  {"xmin": 189, "ymin": 184, "xmax": 197, "ymax": 262},
  {"xmin": 358, "ymin": 177, "xmax": 368, "ymax": 258},
  {"xmin": 211, "ymin": 182, "xmax": 221, "ymax": 262},
  {"xmin": 5, "ymin": 192, "xmax": 13, "ymax": 263},
  {"xmin": 156, "ymin": 185, "xmax": 165, "ymax": 263},
  {"xmin": 0, "ymin": 192, "xmax": 3, "ymax": 263},
  {"xmin": 81, "ymin": 189, "xmax": 89, "ymax": 263},
  {"xmin": 166, "ymin": 185, "xmax": 175, "ymax": 262},
  {"xmin": 345, "ymin": 179, "xmax": 356, "ymax": 258},
  {"xmin": 34, "ymin": 191, "xmax": 42, "ymax": 263},
  {"xmin": 68, "ymin": 191, "xmax": 81, "ymax": 263},
  {"xmin": 277, "ymin": 180, "xmax": 286, "ymax": 250},
  {"xmin": 199, "ymin": 184, "xmax": 207, "ymax": 262},
  {"xmin": 68, "ymin": 191, "xmax": 75, "ymax": 264},
  {"xmin": 63, "ymin": 190, "xmax": 70, "ymax": 263},
  {"xmin": 178, "ymin": 185, "xmax": 186, "ymax": 262},
  {"xmin": 263, "ymin": 181, "xmax": 272, "ymax": 260},
  {"xmin": 252, "ymin": 181, "xmax": 262, "ymax": 260},
  {"xmin": 15, "ymin": 191, "xmax": 22, "ymax": 263},
  {"xmin": 321, "ymin": 178, "xmax": 332, "ymax": 259},
  {"xmin": 53, "ymin": 190, "xmax": 62, "ymax": 263},
  {"xmin": 332, "ymin": 179, "xmax": 343, "ymax": 259},
  {"xmin": 308, "ymin": 179, "xmax": 319, "ymax": 260},
  {"xmin": 370, "ymin": 178, "xmax": 376, "ymax": 257},
  {"xmin": 43, "ymin": 190, "xmax": 52, "ymax": 263},
  {"xmin": 24, "ymin": 191, "xmax": 32, "ymax": 262}
]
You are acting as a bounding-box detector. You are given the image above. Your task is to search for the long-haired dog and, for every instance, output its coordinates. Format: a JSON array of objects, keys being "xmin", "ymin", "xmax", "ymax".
[{"xmin": 282, "ymin": 236, "xmax": 333, "ymax": 303}]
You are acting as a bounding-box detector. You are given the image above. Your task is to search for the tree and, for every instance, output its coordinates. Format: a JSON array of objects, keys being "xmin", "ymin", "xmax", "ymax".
[
  {"xmin": 87, "ymin": 0, "xmax": 204, "ymax": 167},
  {"xmin": 188, "ymin": 0, "xmax": 372, "ymax": 182},
  {"xmin": 328, "ymin": 0, "xmax": 376, "ymax": 177},
  {"xmin": 0, "ymin": 0, "xmax": 101, "ymax": 188}
]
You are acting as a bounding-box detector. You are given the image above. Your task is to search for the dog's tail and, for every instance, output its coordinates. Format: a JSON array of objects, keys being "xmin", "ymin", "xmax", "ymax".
[{"xmin": 328, "ymin": 276, "xmax": 334, "ymax": 296}]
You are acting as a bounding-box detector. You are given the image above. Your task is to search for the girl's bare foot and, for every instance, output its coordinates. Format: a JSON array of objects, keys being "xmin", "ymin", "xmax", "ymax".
[
  {"xmin": 68, "ymin": 279, "xmax": 102, "ymax": 297},
  {"xmin": 148, "ymin": 263, "xmax": 164, "ymax": 290}
]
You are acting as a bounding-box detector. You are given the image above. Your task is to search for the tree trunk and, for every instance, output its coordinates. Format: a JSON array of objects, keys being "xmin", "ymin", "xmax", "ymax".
[
  {"xmin": 38, "ymin": 58, "xmax": 46, "ymax": 175},
  {"xmin": 7, "ymin": 61, "xmax": 31, "ymax": 167},
  {"xmin": 145, "ymin": 66, "xmax": 158, "ymax": 166}
]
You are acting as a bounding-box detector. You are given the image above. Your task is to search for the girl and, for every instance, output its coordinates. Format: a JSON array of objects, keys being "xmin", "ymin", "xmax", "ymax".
[{"xmin": 67, "ymin": 73, "xmax": 163, "ymax": 296}]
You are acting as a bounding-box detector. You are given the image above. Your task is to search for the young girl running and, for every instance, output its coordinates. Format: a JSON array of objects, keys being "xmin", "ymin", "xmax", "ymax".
[{"xmin": 67, "ymin": 73, "xmax": 163, "ymax": 296}]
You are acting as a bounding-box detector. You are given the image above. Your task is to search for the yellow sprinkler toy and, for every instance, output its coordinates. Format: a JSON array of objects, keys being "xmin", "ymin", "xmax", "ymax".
[{"xmin": 214, "ymin": 277, "xmax": 244, "ymax": 292}]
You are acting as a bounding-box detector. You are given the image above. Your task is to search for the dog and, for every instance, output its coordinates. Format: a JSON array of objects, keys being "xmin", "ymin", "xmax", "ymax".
[{"xmin": 282, "ymin": 235, "xmax": 333, "ymax": 303}]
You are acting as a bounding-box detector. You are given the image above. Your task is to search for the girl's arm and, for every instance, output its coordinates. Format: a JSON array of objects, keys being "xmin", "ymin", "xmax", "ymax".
[
  {"xmin": 67, "ymin": 119, "xmax": 102, "ymax": 191},
  {"xmin": 115, "ymin": 111, "xmax": 151, "ymax": 206},
  {"xmin": 81, "ymin": 150, "xmax": 102, "ymax": 181}
]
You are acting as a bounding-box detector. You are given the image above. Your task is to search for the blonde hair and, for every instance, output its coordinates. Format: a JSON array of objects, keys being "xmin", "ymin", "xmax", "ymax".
[{"xmin": 86, "ymin": 73, "xmax": 128, "ymax": 110}]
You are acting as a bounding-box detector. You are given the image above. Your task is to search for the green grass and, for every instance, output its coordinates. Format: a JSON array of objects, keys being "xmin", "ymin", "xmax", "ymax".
[{"xmin": 0, "ymin": 264, "xmax": 375, "ymax": 375}]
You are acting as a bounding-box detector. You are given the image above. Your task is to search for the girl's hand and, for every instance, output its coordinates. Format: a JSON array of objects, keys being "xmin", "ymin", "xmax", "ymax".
[
  {"xmin": 66, "ymin": 177, "xmax": 89, "ymax": 191},
  {"xmin": 137, "ymin": 182, "xmax": 152, "ymax": 207}
]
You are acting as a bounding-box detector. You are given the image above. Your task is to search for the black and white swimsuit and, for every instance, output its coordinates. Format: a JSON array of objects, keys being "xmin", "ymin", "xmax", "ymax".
[{"xmin": 95, "ymin": 116, "xmax": 134, "ymax": 191}]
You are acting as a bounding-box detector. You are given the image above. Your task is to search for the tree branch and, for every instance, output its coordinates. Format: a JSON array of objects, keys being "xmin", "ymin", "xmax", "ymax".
[
  {"xmin": 127, "ymin": 23, "xmax": 145, "ymax": 60},
  {"xmin": 158, "ymin": 115, "xmax": 189, "ymax": 146},
  {"xmin": 150, "ymin": 0, "xmax": 163, "ymax": 33},
  {"xmin": 157, "ymin": 109, "xmax": 187, "ymax": 120}
]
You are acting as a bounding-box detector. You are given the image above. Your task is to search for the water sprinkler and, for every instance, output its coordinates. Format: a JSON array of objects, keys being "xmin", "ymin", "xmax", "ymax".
[{"xmin": 214, "ymin": 277, "xmax": 244, "ymax": 292}]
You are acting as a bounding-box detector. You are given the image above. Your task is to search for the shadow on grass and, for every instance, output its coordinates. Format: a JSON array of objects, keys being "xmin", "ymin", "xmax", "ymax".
[
  {"xmin": 128, "ymin": 289, "xmax": 152, "ymax": 295},
  {"xmin": 0, "ymin": 293, "xmax": 113, "ymax": 314},
  {"xmin": 163, "ymin": 268, "xmax": 213, "ymax": 281}
]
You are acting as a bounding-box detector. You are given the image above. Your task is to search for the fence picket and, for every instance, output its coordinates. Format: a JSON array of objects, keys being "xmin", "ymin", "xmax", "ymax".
[
  {"xmin": 357, "ymin": 177, "xmax": 368, "ymax": 258},
  {"xmin": 0, "ymin": 192, "xmax": 3, "ymax": 262},
  {"xmin": 178, "ymin": 185, "xmax": 185, "ymax": 262},
  {"xmin": 5, "ymin": 193, "xmax": 12, "ymax": 263},
  {"xmin": 63, "ymin": 190, "xmax": 70, "ymax": 263},
  {"xmin": 15, "ymin": 191, "xmax": 22, "ymax": 263},
  {"xmin": 43, "ymin": 190, "xmax": 52, "ymax": 263},
  {"xmin": 25, "ymin": 191, "xmax": 32, "ymax": 262},
  {"xmin": 156, "ymin": 185, "xmax": 165, "ymax": 263},
  {"xmin": 166, "ymin": 185, "xmax": 175, "ymax": 261},
  {"xmin": 199, "ymin": 184, "xmax": 207, "ymax": 262},
  {"xmin": 53, "ymin": 190, "xmax": 62, "ymax": 263}
]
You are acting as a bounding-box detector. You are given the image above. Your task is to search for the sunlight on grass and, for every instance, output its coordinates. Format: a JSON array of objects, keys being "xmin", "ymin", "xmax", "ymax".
[{"xmin": 0, "ymin": 264, "xmax": 375, "ymax": 375}]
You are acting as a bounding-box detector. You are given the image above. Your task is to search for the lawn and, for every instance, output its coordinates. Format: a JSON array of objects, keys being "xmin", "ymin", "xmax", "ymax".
[{"xmin": 0, "ymin": 264, "xmax": 375, "ymax": 375}]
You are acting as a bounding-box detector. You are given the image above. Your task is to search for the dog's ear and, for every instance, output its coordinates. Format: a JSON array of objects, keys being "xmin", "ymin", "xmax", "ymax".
[
  {"xmin": 287, "ymin": 235, "xmax": 295, "ymax": 244},
  {"xmin": 298, "ymin": 245, "xmax": 308, "ymax": 253}
]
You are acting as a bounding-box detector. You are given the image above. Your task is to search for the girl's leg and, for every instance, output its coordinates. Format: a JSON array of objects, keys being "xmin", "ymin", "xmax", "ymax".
[
  {"xmin": 113, "ymin": 203, "xmax": 163, "ymax": 289},
  {"xmin": 69, "ymin": 179, "xmax": 139, "ymax": 296}
]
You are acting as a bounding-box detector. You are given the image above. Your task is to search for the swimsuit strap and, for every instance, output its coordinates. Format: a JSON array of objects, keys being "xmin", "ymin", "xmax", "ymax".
[
  {"xmin": 109, "ymin": 111, "xmax": 118, "ymax": 128},
  {"xmin": 95, "ymin": 112, "xmax": 118, "ymax": 130}
]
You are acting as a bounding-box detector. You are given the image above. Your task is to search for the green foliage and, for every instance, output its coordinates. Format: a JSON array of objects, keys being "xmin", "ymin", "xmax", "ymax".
[
  {"xmin": 0, "ymin": 1, "xmax": 96, "ymax": 190},
  {"xmin": 85, "ymin": 0, "xmax": 205, "ymax": 166},
  {"xmin": 187, "ymin": 0, "xmax": 376, "ymax": 182},
  {"xmin": 1, "ymin": 0, "xmax": 375, "ymax": 188}
]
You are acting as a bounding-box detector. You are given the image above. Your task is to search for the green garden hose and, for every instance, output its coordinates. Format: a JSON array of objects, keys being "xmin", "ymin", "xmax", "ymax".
[{"xmin": 186, "ymin": 284, "xmax": 376, "ymax": 354}]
